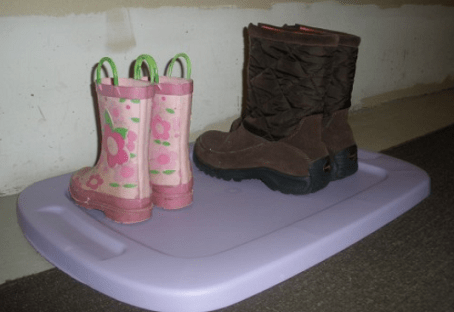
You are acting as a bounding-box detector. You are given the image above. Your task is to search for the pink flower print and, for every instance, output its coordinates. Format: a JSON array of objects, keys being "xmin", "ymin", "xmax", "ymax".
[
  {"xmin": 126, "ymin": 131, "xmax": 137, "ymax": 152},
  {"xmin": 120, "ymin": 166, "xmax": 135, "ymax": 179},
  {"xmin": 103, "ymin": 125, "xmax": 129, "ymax": 168},
  {"xmin": 86, "ymin": 174, "xmax": 104, "ymax": 190},
  {"xmin": 114, "ymin": 165, "xmax": 137, "ymax": 183},
  {"xmin": 151, "ymin": 114, "xmax": 171, "ymax": 140},
  {"xmin": 150, "ymin": 146, "xmax": 177, "ymax": 170}
]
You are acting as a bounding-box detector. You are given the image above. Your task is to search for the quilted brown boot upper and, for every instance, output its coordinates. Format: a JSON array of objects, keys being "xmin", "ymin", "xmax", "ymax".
[
  {"xmin": 285, "ymin": 24, "xmax": 361, "ymax": 180},
  {"xmin": 243, "ymin": 24, "xmax": 339, "ymax": 141}
]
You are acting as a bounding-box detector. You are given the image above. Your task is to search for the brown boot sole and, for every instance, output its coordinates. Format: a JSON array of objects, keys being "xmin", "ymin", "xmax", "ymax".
[{"xmin": 193, "ymin": 152, "xmax": 331, "ymax": 195}]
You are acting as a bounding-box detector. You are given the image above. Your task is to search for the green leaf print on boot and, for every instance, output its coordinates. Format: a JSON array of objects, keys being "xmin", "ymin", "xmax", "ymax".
[{"xmin": 69, "ymin": 56, "xmax": 156, "ymax": 224}]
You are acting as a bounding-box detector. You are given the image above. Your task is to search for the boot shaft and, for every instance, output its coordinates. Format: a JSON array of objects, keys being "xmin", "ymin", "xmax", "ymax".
[
  {"xmin": 325, "ymin": 43, "xmax": 359, "ymax": 116},
  {"xmin": 149, "ymin": 75, "xmax": 193, "ymax": 186},
  {"xmin": 285, "ymin": 24, "xmax": 361, "ymax": 118},
  {"xmin": 243, "ymin": 24, "xmax": 339, "ymax": 141},
  {"xmin": 146, "ymin": 53, "xmax": 194, "ymax": 210},
  {"xmin": 94, "ymin": 77, "xmax": 153, "ymax": 198}
]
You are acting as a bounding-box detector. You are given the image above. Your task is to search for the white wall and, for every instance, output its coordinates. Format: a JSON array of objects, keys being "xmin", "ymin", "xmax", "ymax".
[{"xmin": 1, "ymin": 1, "xmax": 454, "ymax": 195}]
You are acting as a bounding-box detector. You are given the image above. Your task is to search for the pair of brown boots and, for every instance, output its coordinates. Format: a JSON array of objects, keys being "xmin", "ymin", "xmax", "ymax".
[{"xmin": 194, "ymin": 23, "xmax": 360, "ymax": 195}]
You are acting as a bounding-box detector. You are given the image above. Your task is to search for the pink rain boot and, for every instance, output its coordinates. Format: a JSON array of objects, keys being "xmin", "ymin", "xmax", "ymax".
[
  {"xmin": 147, "ymin": 53, "xmax": 194, "ymax": 209},
  {"xmin": 69, "ymin": 57, "xmax": 155, "ymax": 223}
]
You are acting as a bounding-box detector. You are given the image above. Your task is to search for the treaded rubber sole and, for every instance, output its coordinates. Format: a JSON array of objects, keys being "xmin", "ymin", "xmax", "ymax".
[
  {"xmin": 329, "ymin": 145, "xmax": 358, "ymax": 181},
  {"xmin": 193, "ymin": 152, "xmax": 331, "ymax": 195}
]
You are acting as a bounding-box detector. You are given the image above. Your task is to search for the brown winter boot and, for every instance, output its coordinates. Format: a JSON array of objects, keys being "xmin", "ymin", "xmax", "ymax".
[
  {"xmin": 193, "ymin": 23, "xmax": 339, "ymax": 194},
  {"xmin": 285, "ymin": 24, "xmax": 361, "ymax": 180}
]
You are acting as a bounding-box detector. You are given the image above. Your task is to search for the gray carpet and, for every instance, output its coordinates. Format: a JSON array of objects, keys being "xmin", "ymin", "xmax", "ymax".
[{"xmin": 1, "ymin": 124, "xmax": 454, "ymax": 312}]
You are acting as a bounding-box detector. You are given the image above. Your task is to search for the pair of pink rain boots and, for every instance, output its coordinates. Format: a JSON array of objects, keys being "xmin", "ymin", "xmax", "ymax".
[{"xmin": 69, "ymin": 54, "xmax": 194, "ymax": 223}]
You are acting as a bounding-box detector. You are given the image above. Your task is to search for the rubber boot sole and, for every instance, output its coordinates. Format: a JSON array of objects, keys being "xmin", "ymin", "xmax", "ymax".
[
  {"xmin": 193, "ymin": 152, "xmax": 331, "ymax": 195},
  {"xmin": 329, "ymin": 145, "xmax": 358, "ymax": 181}
]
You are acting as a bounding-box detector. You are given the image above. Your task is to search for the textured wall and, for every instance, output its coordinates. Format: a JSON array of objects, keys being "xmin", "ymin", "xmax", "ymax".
[
  {"xmin": 1, "ymin": 1, "xmax": 453, "ymax": 195},
  {"xmin": 2, "ymin": 0, "xmax": 454, "ymax": 16}
]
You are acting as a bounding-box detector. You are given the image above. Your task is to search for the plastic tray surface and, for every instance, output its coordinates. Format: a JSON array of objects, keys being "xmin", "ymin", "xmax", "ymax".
[{"xmin": 17, "ymin": 148, "xmax": 430, "ymax": 312}]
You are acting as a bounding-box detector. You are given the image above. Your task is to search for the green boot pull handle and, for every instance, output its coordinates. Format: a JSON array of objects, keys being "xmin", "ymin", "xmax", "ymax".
[
  {"xmin": 134, "ymin": 54, "xmax": 159, "ymax": 83},
  {"xmin": 96, "ymin": 57, "xmax": 119, "ymax": 86},
  {"xmin": 167, "ymin": 53, "xmax": 192, "ymax": 79}
]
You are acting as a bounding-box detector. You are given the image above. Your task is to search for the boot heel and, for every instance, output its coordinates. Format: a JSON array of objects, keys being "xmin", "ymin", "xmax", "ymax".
[
  {"xmin": 260, "ymin": 157, "xmax": 331, "ymax": 195},
  {"xmin": 103, "ymin": 207, "xmax": 152, "ymax": 224},
  {"xmin": 152, "ymin": 180, "xmax": 194, "ymax": 210},
  {"xmin": 330, "ymin": 145, "xmax": 358, "ymax": 181},
  {"xmin": 308, "ymin": 156, "xmax": 332, "ymax": 192},
  {"xmin": 70, "ymin": 181, "xmax": 153, "ymax": 224}
]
